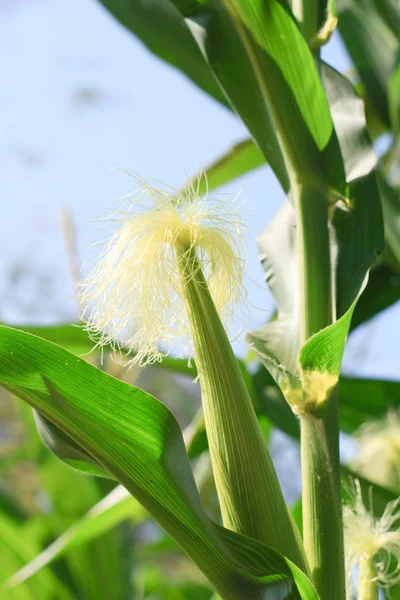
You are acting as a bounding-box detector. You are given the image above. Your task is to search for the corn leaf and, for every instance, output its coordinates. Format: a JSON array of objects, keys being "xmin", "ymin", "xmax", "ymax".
[
  {"xmin": 0, "ymin": 326, "xmax": 319, "ymax": 600},
  {"xmin": 373, "ymin": 0, "xmax": 400, "ymax": 38},
  {"xmin": 337, "ymin": 0, "xmax": 398, "ymax": 125},
  {"xmin": 171, "ymin": 0, "xmax": 346, "ymax": 192}
]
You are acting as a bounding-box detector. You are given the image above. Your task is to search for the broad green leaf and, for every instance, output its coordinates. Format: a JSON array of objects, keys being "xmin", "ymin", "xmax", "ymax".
[
  {"xmin": 7, "ymin": 486, "xmax": 145, "ymax": 588},
  {"xmin": 359, "ymin": 83, "xmax": 390, "ymax": 139},
  {"xmin": 11, "ymin": 324, "xmax": 95, "ymax": 356},
  {"xmin": 10, "ymin": 322, "xmax": 195, "ymax": 375},
  {"xmin": 2, "ymin": 388, "xmax": 130, "ymax": 599},
  {"xmin": 221, "ymin": 0, "xmax": 333, "ymax": 151},
  {"xmin": 373, "ymin": 0, "xmax": 400, "ymax": 37},
  {"xmin": 173, "ymin": 0, "xmax": 345, "ymax": 191},
  {"xmin": 0, "ymin": 326, "xmax": 318, "ymax": 600},
  {"xmin": 351, "ymin": 176, "xmax": 400, "ymax": 328},
  {"xmin": 337, "ymin": 0, "xmax": 398, "ymax": 125}
]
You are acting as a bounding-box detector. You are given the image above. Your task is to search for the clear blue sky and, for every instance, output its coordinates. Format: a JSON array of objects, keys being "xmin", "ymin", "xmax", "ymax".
[{"xmin": 1, "ymin": 0, "xmax": 398, "ymax": 380}]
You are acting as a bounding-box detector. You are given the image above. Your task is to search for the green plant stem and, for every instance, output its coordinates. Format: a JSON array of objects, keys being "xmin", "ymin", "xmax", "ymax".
[
  {"xmin": 291, "ymin": 0, "xmax": 319, "ymax": 42},
  {"xmin": 357, "ymin": 556, "xmax": 378, "ymax": 600},
  {"xmin": 295, "ymin": 182, "xmax": 333, "ymax": 341},
  {"xmin": 300, "ymin": 388, "xmax": 346, "ymax": 600},
  {"xmin": 176, "ymin": 243, "xmax": 308, "ymax": 574},
  {"xmin": 294, "ymin": 182, "xmax": 346, "ymax": 599}
]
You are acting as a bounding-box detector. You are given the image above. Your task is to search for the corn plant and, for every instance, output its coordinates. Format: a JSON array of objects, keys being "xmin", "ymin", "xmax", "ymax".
[{"xmin": 2, "ymin": 1, "xmax": 400, "ymax": 599}]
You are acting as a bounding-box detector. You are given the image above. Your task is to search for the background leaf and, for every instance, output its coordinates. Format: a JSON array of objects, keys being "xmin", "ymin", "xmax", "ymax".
[
  {"xmin": 337, "ymin": 0, "xmax": 398, "ymax": 125},
  {"xmin": 6, "ymin": 486, "xmax": 145, "ymax": 589},
  {"xmin": 180, "ymin": 138, "xmax": 266, "ymax": 197}
]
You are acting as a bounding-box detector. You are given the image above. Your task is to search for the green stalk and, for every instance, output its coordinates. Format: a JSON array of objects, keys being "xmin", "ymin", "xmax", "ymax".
[
  {"xmin": 294, "ymin": 182, "xmax": 346, "ymax": 600},
  {"xmin": 357, "ymin": 556, "xmax": 378, "ymax": 600},
  {"xmin": 295, "ymin": 182, "xmax": 332, "ymax": 341},
  {"xmin": 176, "ymin": 243, "xmax": 308, "ymax": 574},
  {"xmin": 300, "ymin": 389, "xmax": 345, "ymax": 600},
  {"xmin": 291, "ymin": 0, "xmax": 319, "ymax": 42}
]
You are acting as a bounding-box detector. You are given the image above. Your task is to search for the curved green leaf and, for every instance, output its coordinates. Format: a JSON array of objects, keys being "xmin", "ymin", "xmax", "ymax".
[
  {"xmin": 220, "ymin": 0, "xmax": 333, "ymax": 152},
  {"xmin": 0, "ymin": 326, "xmax": 318, "ymax": 600}
]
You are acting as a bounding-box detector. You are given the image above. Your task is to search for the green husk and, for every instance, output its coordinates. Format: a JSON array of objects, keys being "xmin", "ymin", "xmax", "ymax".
[{"xmin": 176, "ymin": 243, "xmax": 308, "ymax": 574}]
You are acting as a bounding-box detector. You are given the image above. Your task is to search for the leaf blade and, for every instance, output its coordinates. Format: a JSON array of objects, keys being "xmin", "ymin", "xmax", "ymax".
[{"xmin": 0, "ymin": 326, "xmax": 318, "ymax": 599}]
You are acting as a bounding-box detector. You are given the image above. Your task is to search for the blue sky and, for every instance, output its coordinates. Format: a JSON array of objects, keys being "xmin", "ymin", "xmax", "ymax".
[{"xmin": 1, "ymin": 0, "xmax": 398, "ymax": 380}]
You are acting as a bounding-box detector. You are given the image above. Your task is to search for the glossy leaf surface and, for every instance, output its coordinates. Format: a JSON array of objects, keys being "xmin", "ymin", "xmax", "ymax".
[{"xmin": 0, "ymin": 326, "xmax": 319, "ymax": 600}]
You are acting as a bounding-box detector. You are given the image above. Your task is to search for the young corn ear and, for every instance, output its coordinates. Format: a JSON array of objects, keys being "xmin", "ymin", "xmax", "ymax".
[{"xmin": 78, "ymin": 176, "xmax": 308, "ymax": 572}]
